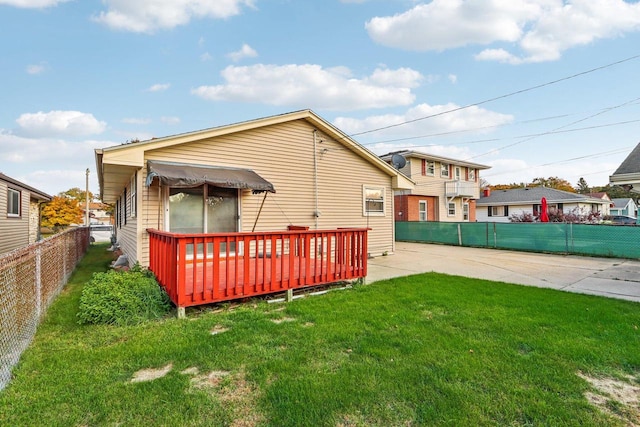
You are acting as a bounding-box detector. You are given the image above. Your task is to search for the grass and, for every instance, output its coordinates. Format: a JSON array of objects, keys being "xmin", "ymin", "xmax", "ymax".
[{"xmin": 1, "ymin": 244, "xmax": 639, "ymax": 426}]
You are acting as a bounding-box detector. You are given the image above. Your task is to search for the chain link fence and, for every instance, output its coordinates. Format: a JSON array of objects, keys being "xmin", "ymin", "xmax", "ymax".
[
  {"xmin": 396, "ymin": 221, "xmax": 640, "ymax": 258},
  {"xmin": 0, "ymin": 227, "xmax": 89, "ymax": 391}
]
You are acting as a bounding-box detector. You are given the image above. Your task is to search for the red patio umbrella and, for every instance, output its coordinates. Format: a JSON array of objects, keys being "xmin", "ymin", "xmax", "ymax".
[{"xmin": 540, "ymin": 197, "xmax": 549, "ymax": 222}]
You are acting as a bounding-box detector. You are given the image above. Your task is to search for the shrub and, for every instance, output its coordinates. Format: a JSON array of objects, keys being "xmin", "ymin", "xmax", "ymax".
[{"xmin": 77, "ymin": 268, "xmax": 171, "ymax": 326}]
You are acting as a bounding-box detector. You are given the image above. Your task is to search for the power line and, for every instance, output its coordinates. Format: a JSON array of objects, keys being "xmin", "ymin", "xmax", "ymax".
[
  {"xmin": 349, "ymin": 53, "xmax": 640, "ymax": 137},
  {"xmin": 465, "ymin": 96, "xmax": 640, "ymax": 161}
]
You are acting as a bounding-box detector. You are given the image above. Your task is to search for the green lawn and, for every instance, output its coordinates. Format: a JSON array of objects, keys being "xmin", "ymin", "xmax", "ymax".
[{"xmin": 1, "ymin": 244, "xmax": 639, "ymax": 426}]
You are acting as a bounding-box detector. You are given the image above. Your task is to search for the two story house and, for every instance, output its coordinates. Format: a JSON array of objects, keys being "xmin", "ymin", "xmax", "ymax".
[{"xmin": 380, "ymin": 150, "xmax": 490, "ymax": 222}]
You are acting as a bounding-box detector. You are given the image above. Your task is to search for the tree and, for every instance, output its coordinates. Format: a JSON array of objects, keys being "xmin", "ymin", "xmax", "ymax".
[
  {"xmin": 591, "ymin": 184, "xmax": 636, "ymax": 201},
  {"xmin": 575, "ymin": 177, "xmax": 590, "ymax": 194},
  {"xmin": 491, "ymin": 177, "xmax": 576, "ymax": 192},
  {"xmin": 531, "ymin": 177, "xmax": 576, "ymax": 193},
  {"xmin": 61, "ymin": 187, "xmax": 94, "ymax": 203},
  {"xmin": 41, "ymin": 196, "xmax": 84, "ymax": 230}
]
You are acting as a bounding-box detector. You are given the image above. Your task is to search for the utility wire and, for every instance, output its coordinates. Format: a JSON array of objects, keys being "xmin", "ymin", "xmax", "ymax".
[
  {"xmin": 465, "ymin": 96, "xmax": 640, "ymax": 161},
  {"xmin": 349, "ymin": 53, "xmax": 640, "ymax": 137}
]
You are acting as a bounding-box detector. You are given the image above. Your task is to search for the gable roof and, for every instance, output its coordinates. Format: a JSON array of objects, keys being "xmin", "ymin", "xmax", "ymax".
[
  {"xmin": 477, "ymin": 187, "xmax": 607, "ymax": 206},
  {"xmin": 96, "ymin": 110, "xmax": 413, "ymax": 202},
  {"xmin": 610, "ymin": 143, "xmax": 640, "ymax": 191},
  {"xmin": 611, "ymin": 198, "xmax": 637, "ymax": 209},
  {"xmin": 379, "ymin": 150, "xmax": 491, "ymax": 170},
  {"xmin": 0, "ymin": 172, "xmax": 52, "ymax": 202}
]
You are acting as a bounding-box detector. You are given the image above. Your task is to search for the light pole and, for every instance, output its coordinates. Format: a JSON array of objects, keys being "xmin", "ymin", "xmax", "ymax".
[{"xmin": 85, "ymin": 168, "xmax": 90, "ymax": 226}]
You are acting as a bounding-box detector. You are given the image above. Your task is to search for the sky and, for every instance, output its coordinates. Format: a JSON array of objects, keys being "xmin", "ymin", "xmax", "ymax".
[{"xmin": 1, "ymin": 0, "xmax": 640, "ymax": 198}]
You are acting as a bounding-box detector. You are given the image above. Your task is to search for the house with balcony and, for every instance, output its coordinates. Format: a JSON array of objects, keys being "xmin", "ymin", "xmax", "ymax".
[
  {"xmin": 95, "ymin": 110, "xmax": 413, "ymax": 311},
  {"xmin": 379, "ymin": 150, "xmax": 490, "ymax": 222},
  {"xmin": 0, "ymin": 173, "xmax": 51, "ymax": 254},
  {"xmin": 476, "ymin": 187, "xmax": 610, "ymax": 222}
]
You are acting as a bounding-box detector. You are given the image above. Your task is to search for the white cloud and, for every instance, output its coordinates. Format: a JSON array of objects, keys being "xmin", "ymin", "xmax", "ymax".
[
  {"xmin": 147, "ymin": 83, "xmax": 170, "ymax": 92},
  {"xmin": 366, "ymin": 0, "xmax": 640, "ymax": 63},
  {"xmin": 161, "ymin": 116, "xmax": 180, "ymax": 125},
  {"xmin": 93, "ymin": 0, "xmax": 255, "ymax": 33},
  {"xmin": 26, "ymin": 62, "xmax": 48, "ymax": 75},
  {"xmin": 0, "ymin": 0, "xmax": 70, "ymax": 8},
  {"xmin": 200, "ymin": 52, "xmax": 213, "ymax": 62},
  {"xmin": 122, "ymin": 117, "xmax": 152, "ymax": 125},
  {"xmin": 192, "ymin": 64, "xmax": 423, "ymax": 110},
  {"xmin": 334, "ymin": 103, "xmax": 514, "ymax": 138},
  {"xmin": 15, "ymin": 110, "xmax": 106, "ymax": 137},
  {"xmin": 227, "ymin": 44, "xmax": 258, "ymax": 62},
  {"xmin": 448, "ymin": 74, "xmax": 458, "ymax": 84}
]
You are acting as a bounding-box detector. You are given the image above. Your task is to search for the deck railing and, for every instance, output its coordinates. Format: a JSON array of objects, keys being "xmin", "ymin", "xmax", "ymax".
[{"xmin": 147, "ymin": 228, "xmax": 368, "ymax": 308}]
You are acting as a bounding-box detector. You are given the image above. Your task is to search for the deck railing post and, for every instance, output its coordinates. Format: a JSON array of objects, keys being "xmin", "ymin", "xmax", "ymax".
[{"xmin": 146, "ymin": 227, "xmax": 369, "ymax": 308}]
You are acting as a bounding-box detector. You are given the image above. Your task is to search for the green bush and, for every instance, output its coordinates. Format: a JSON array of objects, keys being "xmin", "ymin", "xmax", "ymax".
[{"xmin": 77, "ymin": 268, "xmax": 171, "ymax": 326}]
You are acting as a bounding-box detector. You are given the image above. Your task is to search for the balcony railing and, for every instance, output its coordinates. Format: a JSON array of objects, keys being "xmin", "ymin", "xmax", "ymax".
[
  {"xmin": 445, "ymin": 181, "xmax": 478, "ymax": 198},
  {"xmin": 147, "ymin": 228, "xmax": 369, "ymax": 310}
]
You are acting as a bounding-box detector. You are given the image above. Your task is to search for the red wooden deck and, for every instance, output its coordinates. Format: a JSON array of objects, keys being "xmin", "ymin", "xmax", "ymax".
[{"xmin": 147, "ymin": 228, "xmax": 368, "ymax": 308}]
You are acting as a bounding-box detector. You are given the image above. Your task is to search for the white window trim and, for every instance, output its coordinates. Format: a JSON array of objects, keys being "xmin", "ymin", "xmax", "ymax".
[
  {"xmin": 441, "ymin": 163, "xmax": 450, "ymax": 178},
  {"xmin": 468, "ymin": 168, "xmax": 476, "ymax": 181},
  {"xmin": 448, "ymin": 202, "xmax": 456, "ymax": 217},
  {"xmin": 363, "ymin": 185, "xmax": 385, "ymax": 217},
  {"xmin": 463, "ymin": 203, "xmax": 470, "ymax": 221},
  {"xmin": 418, "ymin": 200, "xmax": 428, "ymax": 222},
  {"xmin": 130, "ymin": 174, "xmax": 137, "ymax": 218},
  {"xmin": 426, "ymin": 160, "xmax": 435, "ymax": 176},
  {"xmin": 455, "ymin": 166, "xmax": 461, "ymax": 181},
  {"xmin": 7, "ymin": 188, "xmax": 20, "ymax": 217}
]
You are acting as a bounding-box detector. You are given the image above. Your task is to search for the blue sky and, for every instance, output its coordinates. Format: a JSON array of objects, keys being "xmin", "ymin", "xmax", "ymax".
[{"xmin": 1, "ymin": 0, "xmax": 640, "ymax": 197}]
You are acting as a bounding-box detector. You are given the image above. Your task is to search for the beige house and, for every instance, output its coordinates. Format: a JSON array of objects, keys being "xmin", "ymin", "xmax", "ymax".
[
  {"xmin": 0, "ymin": 173, "xmax": 52, "ymax": 255},
  {"xmin": 95, "ymin": 110, "xmax": 413, "ymax": 267},
  {"xmin": 380, "ymin": 150, "xmax": 490, "ymax": 222}
]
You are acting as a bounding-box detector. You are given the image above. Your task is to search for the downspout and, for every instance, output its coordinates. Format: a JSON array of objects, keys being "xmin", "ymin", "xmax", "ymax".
[{"xmin": 313, "ymin": 130, "xmax": 319, "ymax": 229}]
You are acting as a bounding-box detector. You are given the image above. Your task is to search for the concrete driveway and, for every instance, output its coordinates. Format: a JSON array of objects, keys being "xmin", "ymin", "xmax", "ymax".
[{"xmin": 366, "ymin": 242, "xmax": 640, "ymax": 303}]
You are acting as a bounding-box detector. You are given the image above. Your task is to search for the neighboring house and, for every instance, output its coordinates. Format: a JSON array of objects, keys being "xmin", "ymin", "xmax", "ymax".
[
  {"xmin": 610, "ymin": 142, "xmax": 640, "ymax": 192},
  {"xmin": 586, "ymin": 192, "xmax": 612, "ymax": 216},
  {"xmin": 0, "ymin": 173, "xmax": 51, "ymax": 254},
  {"xmin": 610, "ymin": 198, "xmax": 637, "ymax": 218},
  {"xmin": 95, "ymin": 110, "xmax": 414, "ymax": 267},
  {"xmin": 477, "ymin": 187, "xmax": 610, "ymax": 223},
  {"xmin": 379, "ymin": 150, "xmax": 490, "ymax": 222},
  {"xmin": 87, "ymin": 201, "xmax": 113, "ymax": 224}
]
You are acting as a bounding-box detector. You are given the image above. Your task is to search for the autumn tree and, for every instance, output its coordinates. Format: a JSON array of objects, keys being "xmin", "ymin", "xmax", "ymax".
[
  {"xmin": 531, "ymin": 177, "xmax": 576, "ymax": 192},
  {"xmin": 41, "ymin": 196, "xmax": 84, "ymax": 230}
]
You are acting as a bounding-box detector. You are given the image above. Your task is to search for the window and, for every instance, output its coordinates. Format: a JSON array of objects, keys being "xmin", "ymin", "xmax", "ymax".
[
  {"xmin": 441, "ymin": 163, "xmax": 450, "ymax": 178},
  {"xmin": 463, "ymin": 203, "xmax": 469, "ymax": 221},
  {"xmin": 7, "ymin": 188, "xmax": 20, "ymax": 217},
  {"xmin": 455, "ymin": 166, "xmax": 461, "ymax": 180},
  {"xmin": 488, "ymin": 206, "xmax": 509, "ymax": 217},
  {"xmin": 418, "ymin": 200, "xmax": 427, "ymax": 221},
  {"xmin": 448, "ymin": 202, "xmax": 456, "ymax": 216},
  {"xmin": 422, "ymin": 159, "xmax": 435, "ymax": 176},
  {"xmin": 130, "ymin": 174, "xmax": 137, "ymax": 218},
  {"xmin": 363, "ymin": 186, "xmax": 385, "ymax": 216},
  {"xmin": 468, "ymin": 168, "xmax": 476, "ymax": 181}
]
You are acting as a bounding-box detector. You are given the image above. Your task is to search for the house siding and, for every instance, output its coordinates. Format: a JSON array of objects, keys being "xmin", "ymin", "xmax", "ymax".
[
  {"xmin": 113, "ymin": 171, "xmax": 140, "ymax": 266},
  {"xmin": 0, "ymin": 181, "xmax": 32, "ymax": 254},
  {"xmin": 132, "ymin": 119, "xmax": 394, "ymax": 266},
  {"xmin": 391, "ymin": 156, "xmax": 482, "ymax": 222}
]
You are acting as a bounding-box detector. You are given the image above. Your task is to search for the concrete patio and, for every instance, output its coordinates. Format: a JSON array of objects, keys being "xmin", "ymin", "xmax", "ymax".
[{"xmin": 366, "ymin": 242, "xmax": 640, "ymax": 303}]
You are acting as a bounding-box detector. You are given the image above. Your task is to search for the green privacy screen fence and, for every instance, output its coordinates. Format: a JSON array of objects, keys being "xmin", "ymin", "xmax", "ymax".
[{"xmin": 395, "ymin": 221, "xmax": 640, "ymax": 259}]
